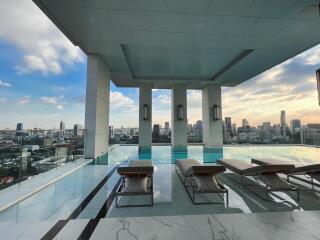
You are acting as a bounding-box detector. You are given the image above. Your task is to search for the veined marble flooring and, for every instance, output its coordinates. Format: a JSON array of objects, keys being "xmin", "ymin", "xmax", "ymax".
[
  {"xmin": 92, "ymin": 211, "xmax": 320, "ymax": 240},
  {"xmin": 1, "ymin": 211, "xmax": 320, "ymax": 239}
]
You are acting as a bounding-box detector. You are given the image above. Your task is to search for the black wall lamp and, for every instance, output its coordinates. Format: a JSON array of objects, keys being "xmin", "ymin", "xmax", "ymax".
[
  {"xmin": 178, "ymin": 104, "xmax": 184, "ymax": 121},
  {"xmin": 213, "ymin": 104, "xmax": 220, "ymax": 121},
  {"xmin": 143, "ymin": 104, "xmax": 148, "ymax": 120}
]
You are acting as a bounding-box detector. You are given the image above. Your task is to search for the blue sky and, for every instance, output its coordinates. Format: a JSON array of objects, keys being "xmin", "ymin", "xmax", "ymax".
[{"xmin": 0, "ymin": 1, "xmax": 319, "ymax": 129}]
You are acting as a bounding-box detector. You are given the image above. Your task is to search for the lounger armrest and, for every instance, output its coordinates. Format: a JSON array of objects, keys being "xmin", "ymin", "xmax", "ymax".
[
  {"xmin": 117, "ymin": 166, "xmax": 154, "ymax": 175},
  {"xmin": 187, "ymin": 165, "xmax": 226, "ymax": 176},
  {"xmin": 243, "ymin": 164, "xmax": 294, "ymax": 175}
]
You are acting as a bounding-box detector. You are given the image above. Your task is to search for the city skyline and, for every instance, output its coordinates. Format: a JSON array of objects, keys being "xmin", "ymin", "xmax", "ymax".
[
  {"xmin": 0, "ymin": 1, "xmax": 319, "ymax": 130},
  {"xmin": 6, "ymin": 109, "xmax": 319, "ymax": 131}
]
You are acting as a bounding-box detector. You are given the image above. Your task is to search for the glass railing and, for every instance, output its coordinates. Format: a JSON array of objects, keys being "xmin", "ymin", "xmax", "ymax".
[{"xmin": 0, "ymin": 129, "xmax": 86, "ymax": 190}]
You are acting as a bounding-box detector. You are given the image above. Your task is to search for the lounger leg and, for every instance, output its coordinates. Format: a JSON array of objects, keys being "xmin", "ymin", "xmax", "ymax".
[
  {"xmin": 116, "ymin": 194, "xmax": 119, "ymax": 208},
  {"xmin": 192, "ymin": 188, "xmax": 195, "ymax": 203},
  {"xmin": 265, "ymin": 189, "xmax": 269, "ymax": 201},
  {"xmin": 226, "ymin": 191, "xmax": 229, "ymax": 207},
  {"xmin": 240, "ymin": 175, "xmax": 244, "ymax": 191}
]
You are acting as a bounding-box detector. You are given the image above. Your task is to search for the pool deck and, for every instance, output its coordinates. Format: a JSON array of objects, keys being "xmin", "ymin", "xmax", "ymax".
[
  {"xmin": 0, "ymin": 158, "xmax": 92, "ymax": 212},
  {"xmin": 1, "ymin": 210, "xmax": 320, "ymax": 239},
  {"xmin": 0, "ymin": 144, "xmax": 320, "ymax": 239}
]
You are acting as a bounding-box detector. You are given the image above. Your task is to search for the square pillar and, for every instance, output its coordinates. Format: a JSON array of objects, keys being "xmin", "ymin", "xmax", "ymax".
[
  {"xmin": 139, "ymin": 83, "xmax": 152, "ymax": 148},
  {"xmin": 84, "ymin": 54, "xmax": 110, "ymax": 159},
  {"xmin": 202, "ymin": 85, "xmax": 223, "ymax": 147},
  {"xmin": 171, "ymin": 84, "xmax": 187, "ymax": 147}
]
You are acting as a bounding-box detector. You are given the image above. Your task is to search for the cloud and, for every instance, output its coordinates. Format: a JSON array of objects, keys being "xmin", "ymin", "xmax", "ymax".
[
  {"xmin": 0, "ymin": 80, "xmax": 11, "ymax": 88},
  {"xmin": 296, "ymin": 45, "xmax": 320, "ymax": 66},
  {"xmin": 221, "ymin": 44, "xmax": 320, "ymax": 127},
  {"xmin": 0, "ymin": 0, "xmax": 85, "ymax": 75},
  {"xmin": 18, "ymin": 96, "xmax": 31, "ymax": 104},
  {"xmin": 40, "ymin": 95, "xmax": 65, "ymax": 110},
  {"xmin": 0, "ymin": 98, "xmax": 7, "ymax": 104},
  {"xmin": 110, "ymin": 91, "xmax": 137, "ymax": 113},
  {"xmin": 187, "ymin": 90, "xmax": 202, "ymax": 123},
  {"xmin": 51, "ymin": 86, "xmax": 73, "ymax": 93}
]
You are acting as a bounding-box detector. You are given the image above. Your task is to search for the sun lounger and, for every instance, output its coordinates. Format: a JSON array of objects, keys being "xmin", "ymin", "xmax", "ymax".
[
  {"xmin": 116, "ymin": 160, "xmax": 154, "ymax": 207},
  {"xmin": 252, "ymin": 158, "xmax": 320, "ymax": 187},
  {"xmin": 176, "ymin": 159, "xmax": 228, "ymax": 205},
  {"xmin": 217, "ymin": 159, "xmax": 299, "ymax": 201}
]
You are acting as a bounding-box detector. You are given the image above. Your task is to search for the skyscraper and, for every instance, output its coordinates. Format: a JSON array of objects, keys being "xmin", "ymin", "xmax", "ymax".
[
  {"xmin": 232, "ymin": 123, "xmax": 237, "ymax": 134},
  {"xmin": 225, "ymin": 117, "xmax": 232, "ymax": 131},
  {"xmin": 195, "ymin": 120, "xmax": 203, "ymax": 142},
  {"xmin": 152, "ymin": 124, "xmax": 160, "ymax": 142},
  {"xmin": 280, "ymin": 110, "xmax": 286, "ymax": 136},
  {"xmin": 225, "ymin": 117, "xmax": 232, "ymax": 140},
  {"xmin": 164, "ymin": 122, "xmax": 170, "ymax": 136},
  {"xmin": 59, "ymin": 121, "xmax": 65, "ymax": 131},
  {"xmin": 262, "ymin": 122, "xmax": 271, "ymax": 139},
  {"xmin": 74, "ymin": 124, "xmax": 84, "ymax": 136},
  {"xmin": 16, "ymin": 123, "xmax": 23, "ymax": 131},
  {"xmin": 290, "ymin": 119, "xmax": 301, "ymax": 132},
  {"xmin": 242, "ymin": 119, "xmax": 249, "ymax": 128}
]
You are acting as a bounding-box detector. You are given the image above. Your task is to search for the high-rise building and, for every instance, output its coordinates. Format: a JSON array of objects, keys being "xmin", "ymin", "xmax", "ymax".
[
  {"xmin": 225, "ymin": 117, "xmax": 232, "ymax": 130},
  {"xmin": 195, "ymin": 120, "xmax": 203, "ymax": 142},
  {"xmin": 290, "ymin": 119, "xmax": 301, "ymax": 132},
  {"xmin": 242, "ymin": 119, "xmax": 249, "ymax": 128},
  {"xmin": 262, "ymin": 122, "xmax": 271, "ymax": 139},
  {"xmin": 225, "ymin": 117, "xmax": 232, "ymax": 141},
  {"xmin": 109, "ymin": 126, "xmax": 114, "ymax": 139},
  {"xmin": 280, "ymin": 110, "xmax": 286, "ymax": 136},
  {"xmin": 232, "ymin": 123, "xmax": 237, "ymax": 134},
  {"xmin": 16, "ymin": 123, "xmax": 23, "ymax": 131},
  {"xmin": 74, "ymin": 124, "xmax": 84, "ymax": 136},
  {"xmin": 164, "ymin": 122, "xmax": 170, "ymax": 136},
  {"xmin": 59, "ymin": 121, "xmax": 65, "ymax": 131},
  {"xmin": 152, "ymin": 124, "xmax": 160, "ymax": 142}
]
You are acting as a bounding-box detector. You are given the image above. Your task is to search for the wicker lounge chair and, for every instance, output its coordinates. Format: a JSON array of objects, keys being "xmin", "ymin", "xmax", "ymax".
[
  {"xmin": 176, "ymin": 159, "xmax": 228, "ymax": 205},
  {"xmin": 252, "ymin": 158, "xmax": 320, "ymax": 188},
  {"xmin": 116, "ymin": 160, "xmax": 154, "ymax": 207},
  {"xmin": 217, "ymin": 159, "xmax": 299, "ymax": 201}
]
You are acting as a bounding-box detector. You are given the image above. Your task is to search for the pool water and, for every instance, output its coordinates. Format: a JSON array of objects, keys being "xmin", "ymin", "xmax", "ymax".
[{"xmin": 101, "ymin": 145, "xmax": 320, "ymax": 165}]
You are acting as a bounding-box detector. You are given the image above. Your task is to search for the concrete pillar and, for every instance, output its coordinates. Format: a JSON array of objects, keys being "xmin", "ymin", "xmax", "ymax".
[
  {"xmin": 171, "ymin": 85, "xmax": 187, "ymax": 147},
  {"xmin": 139, "ymin": 83, "xmax": 152, "ymax": 148},
  {"xmin": 84, "ymin": 54, "xmax": 110, "ymax": 159},
  {"xmin": 202, "ymin": 85, "xmax": 223, "ymax": 147}
]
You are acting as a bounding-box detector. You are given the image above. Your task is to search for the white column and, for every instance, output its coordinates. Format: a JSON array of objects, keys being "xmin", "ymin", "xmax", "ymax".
[
  {"xmin": 139, "ymin": 83, "xmax": 152, "ymax": 148},
  {"xmin": 171, "ymin": 84, "xmax": 187, "ymax": 147},
  {"xmin": 202, "ymin": 84, "xmax": 223, "ymax": 147},
  {"xmin": 85, "ymin": 54, "xmax": 110, "ymax": 159}
]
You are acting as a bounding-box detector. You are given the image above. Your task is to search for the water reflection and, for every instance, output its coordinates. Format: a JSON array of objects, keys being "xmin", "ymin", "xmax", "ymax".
[
  {"xmin": 138, "ymin": 147, "xmax": 152, "ymax": 160},
  {"xmin": 171, "ymin": 146, "xmax": 188, "ymax": 164},
  {"xmin": 203, "ymin": 147, "xmax": 223, "ymax": 163}
]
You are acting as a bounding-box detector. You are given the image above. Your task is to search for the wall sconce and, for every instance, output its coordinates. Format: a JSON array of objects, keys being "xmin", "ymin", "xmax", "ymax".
[
  {"xmin": 143, "ymin": 104, "xmax": 148, "ymax": 120},
  {"xmin": 178, "ymin": 104, "xmax": 184, "ymax": 121},
  {"xmin": 213, "ymin": 104, "xmax": 220, "ymax": 121}
]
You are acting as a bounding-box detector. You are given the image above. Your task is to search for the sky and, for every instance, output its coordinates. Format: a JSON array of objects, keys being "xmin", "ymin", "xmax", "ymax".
[{"xmin": 0, "ymin": 0, "xmax": 319, "ymax": 130}]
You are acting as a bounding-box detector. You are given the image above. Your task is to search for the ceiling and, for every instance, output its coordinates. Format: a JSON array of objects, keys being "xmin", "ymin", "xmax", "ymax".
[{"xmin": 33, "ymin": 0, "xmax": 320, "ymax": 89}]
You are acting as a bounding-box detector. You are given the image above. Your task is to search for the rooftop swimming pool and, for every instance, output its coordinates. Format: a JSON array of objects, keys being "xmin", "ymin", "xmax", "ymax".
[
  {"xmin": 0, "ymin": 145, "xmax": 320, "ymax": 223},
  {"xmin": 99, "ymin": 145, "xmax": 320, "ymax": 165}
]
